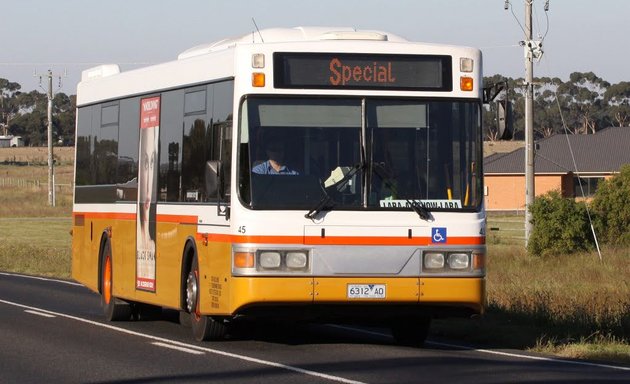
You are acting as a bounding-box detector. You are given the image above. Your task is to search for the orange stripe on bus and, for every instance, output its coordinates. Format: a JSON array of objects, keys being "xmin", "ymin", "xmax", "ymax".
[
  {"xmin": 74, "ymin": 212, "xmax": 136, "ymax": 221},
  {"xmin": 73, "ymin": 212, "xmax": 197, "ymax": 224},
  {"xmin": 156, "ymin": 214, "xmax": 197, "ymax": 224}
]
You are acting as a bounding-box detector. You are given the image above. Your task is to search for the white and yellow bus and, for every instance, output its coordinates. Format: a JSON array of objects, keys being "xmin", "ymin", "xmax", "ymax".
[{"xmin": 72, "ymin": 27, "xmax": 486, "ymax": 345}]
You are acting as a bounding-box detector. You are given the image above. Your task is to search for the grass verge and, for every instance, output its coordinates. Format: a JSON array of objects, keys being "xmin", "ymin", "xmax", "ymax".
[
  {"xmin": 433, "ymin": 244, "xmax": 630, "ymax": 365},
  {"xmin": 0, "ymin": 218, "xmax": 71, "ymax": 279}
]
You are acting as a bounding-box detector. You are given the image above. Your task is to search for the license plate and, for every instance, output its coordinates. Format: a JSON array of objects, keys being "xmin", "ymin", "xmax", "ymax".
[{"xmin": 347, "ymin": 284, "xmax": 386, "ymax": 299}]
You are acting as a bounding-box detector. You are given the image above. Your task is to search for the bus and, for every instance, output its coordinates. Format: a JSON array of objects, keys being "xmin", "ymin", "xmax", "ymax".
[{"xmin": 72, "ymin": 27, "xmax": 486, "ymax": 345}]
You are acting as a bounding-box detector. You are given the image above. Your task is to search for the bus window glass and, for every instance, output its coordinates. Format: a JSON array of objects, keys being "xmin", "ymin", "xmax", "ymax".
[
  {"xmin": 95, "ymin": 103, "xmax": 118, "ymax": 186},
  {"xmin": 239, "ymin": 97, "xmax": 362, "ymax": 209},
  {"xmin": 211, "ymin": 81, "xmax": 234, "ymax": 200},
  {"xmin": 75, "ymin": 106, "xmax": 94, "ymax": 187},
  {"xmin": 239, "ymin": 97, "xmax": 481, "ymax": 211},
  {"xmin": 182, "ymin": 88, "xmax": 210, "ymax": 202},
  {"xmin": 366, "ymin": 100, "xmax": 481, "ymax": 209},
  {"xmin": 116, "ymin": 97, "xmax": 140, "ymax": 201},
  {"xmin": 158, "ymin": 89, "xmax": 184, "ymax": 202}
]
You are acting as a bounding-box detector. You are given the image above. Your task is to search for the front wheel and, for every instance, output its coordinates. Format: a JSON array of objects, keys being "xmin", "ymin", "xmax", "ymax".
[
  {"xmin": 185, "ymin": 254, "xmax": 227, "ymax": 341},
  {"xmin": 101, "ymin": 240, "xmax": 132, "ymax": 321}
]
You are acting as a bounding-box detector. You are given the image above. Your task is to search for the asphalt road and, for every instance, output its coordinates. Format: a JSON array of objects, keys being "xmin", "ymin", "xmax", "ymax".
[{"xmin": 1, "ymin": 272, "xmax": 629, "ymax": 383}]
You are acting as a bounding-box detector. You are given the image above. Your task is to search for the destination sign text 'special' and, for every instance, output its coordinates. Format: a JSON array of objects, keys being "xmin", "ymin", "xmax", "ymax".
[{"xmin": 274, "ymin": 53, "xmax": 452, "ymax": 91}]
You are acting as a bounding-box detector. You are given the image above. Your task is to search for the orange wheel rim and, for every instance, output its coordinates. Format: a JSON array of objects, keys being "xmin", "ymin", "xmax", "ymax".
[{"xmin": 103, "ymin": 254, "xmax": 112, "ymax": 304}]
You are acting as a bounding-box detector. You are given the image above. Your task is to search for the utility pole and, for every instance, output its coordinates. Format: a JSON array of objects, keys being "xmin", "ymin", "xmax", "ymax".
[
  {"xmin": 524, "ymin": 0, "xmax": 534, "ymax": 245},
  {"xmin": 46, "ymin": 70, "xmax": 55, "ymax": 207}
]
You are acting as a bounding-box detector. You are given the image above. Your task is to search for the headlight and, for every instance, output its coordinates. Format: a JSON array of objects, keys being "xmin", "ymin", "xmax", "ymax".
[
  {"xmin": 259, "ymin": 251, "xmax": 281, "ymax": 269},
  {"xmin": 447, "ymin": 253, "xmax": 470, "ymax": 270},
  {"xmin": 286, "ymin": 252, "xmax": 308, "ymax": 269},
  {"xmin": 233, "ymin": 248, "xmax": 311, "ymax": 274},
  {"xmin": 424, "ymin": 252, "xmax": 445, "ymax": 269},
  {"xmin": 423, "ymin": 251, "xmax": 479, "ymax": 273}
]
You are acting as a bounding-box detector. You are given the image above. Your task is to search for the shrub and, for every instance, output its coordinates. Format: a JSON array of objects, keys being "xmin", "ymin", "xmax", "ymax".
[
  {"xmin": 527, "ymin": 190, "xmax": 593, "ymax": 257},
  {"xmin": 591, "ymin": 164, "xmax": 630, "ymax": 246}
]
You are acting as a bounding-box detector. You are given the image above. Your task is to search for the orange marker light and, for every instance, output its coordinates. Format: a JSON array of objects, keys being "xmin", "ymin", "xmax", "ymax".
[
  {"xmin": 460, "ymin": 76, "xmax": 473, "ymax": 91},
  {"xmin": 252, "ymin": 73, "xmax": 265, "ymax": 87},
  {"xmin": 234, "ymin": 252, "xmax": 255, "ymax": 268},
  {"xmin": 472, "ymin": 253, "xmax": 485, "ymax": 270}
]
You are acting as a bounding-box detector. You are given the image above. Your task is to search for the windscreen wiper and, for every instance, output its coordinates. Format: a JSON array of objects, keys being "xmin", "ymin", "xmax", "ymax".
[
  {"xmin": 304, "ymin": 193, "xmax": 335, "ymax": 220},
  {"xmin": 371, "ymin": 162, "xmax": 432, "ymax": 221},
  {"xmin": 407, "ymin": 200, "xmax": 432, "ymax": 221},
  {"xmin": 305, "ymin": 162, "xmax": 364, "ymax": 220}
]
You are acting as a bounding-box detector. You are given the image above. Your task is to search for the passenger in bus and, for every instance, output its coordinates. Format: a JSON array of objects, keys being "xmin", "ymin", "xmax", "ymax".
[{"xmin": 252, "ymin": 140, "xmax": 299, "ymax": 175}]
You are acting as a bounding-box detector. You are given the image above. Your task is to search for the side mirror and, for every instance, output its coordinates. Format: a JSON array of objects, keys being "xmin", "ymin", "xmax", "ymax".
[
  {"xmin": 205, "ymin": 160, "xmax": 223, "ymax": 199},
  {"xmin": 497, "ymin": 99, "xmax": 513, "ymax": 140}
]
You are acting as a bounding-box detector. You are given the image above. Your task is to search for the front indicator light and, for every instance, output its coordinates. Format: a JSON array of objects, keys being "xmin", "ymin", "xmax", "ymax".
[
  {"xmin": 460, "ymin": 76, "xmax": 473, "ymax": 91},
  {"xmin": 424, "ymin": 252, "xmax": 445, "ymax": 269},
  {"xmin": 234, "ymin": 252, "xmax": 255, "ymax": 268},
  {"xmin": 447, "ymin": 253, "xmax": 470, "ymax": 270},
  {"xmin": 252, "ymin": 72, "xmax": 265, "ymax": 87},
  {"xmin": 472, "ymin": 252, "xmax": 485, "ymax": 271}
]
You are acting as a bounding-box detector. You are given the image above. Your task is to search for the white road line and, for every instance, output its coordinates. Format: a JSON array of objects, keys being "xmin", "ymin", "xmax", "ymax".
[
  {"xmin": 0, "ymin": 272, "xmax": 82, "ymax": 286},
  {"xmin": 152, "ymin": 341, "xmax": 205, "ymax": 355},
  {"xmin": 24, "ymin": 309, "xmax": 56, "ymax": 318},
  {"xmin": 0, "ymin": 299, "xmax": 366, "ymax": 384},
  {"xmin": 326, "ymin": 324, "xmax": 630, "ymax": 372}
]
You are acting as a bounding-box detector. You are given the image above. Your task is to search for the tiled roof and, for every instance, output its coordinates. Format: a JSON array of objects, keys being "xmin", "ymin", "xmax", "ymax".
[{"xmin": 484, "ymin": 127, "xmax": 630, "ymax": 174}]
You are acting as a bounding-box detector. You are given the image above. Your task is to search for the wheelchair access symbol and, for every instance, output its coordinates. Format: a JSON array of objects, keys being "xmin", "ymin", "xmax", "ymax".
[{"xmin": 432, "ymin": 227, "xmax": 447, "ymax": 243}]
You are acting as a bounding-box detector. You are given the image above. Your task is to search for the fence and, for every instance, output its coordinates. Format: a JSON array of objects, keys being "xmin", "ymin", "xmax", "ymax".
[
  {"xmin": 0, "ymin": 178, "xmax": 72, "ymax": 192},
  {"xmin": 487, "ymin": 214, "xmax": 526, "ymax": 246}
]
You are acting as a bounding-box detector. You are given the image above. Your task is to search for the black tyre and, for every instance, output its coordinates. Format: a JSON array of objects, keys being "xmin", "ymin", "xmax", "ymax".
[
  {"xmin": 391, "ymin": 316, "xmax": 431, "ymax": 347},
  {"xmin": 101, "ymin": 240, "xmax": 132, "ymax": 321},
  {"xmin": 185, "ymin": 253, "xmax": 227, "ymax": 341}
]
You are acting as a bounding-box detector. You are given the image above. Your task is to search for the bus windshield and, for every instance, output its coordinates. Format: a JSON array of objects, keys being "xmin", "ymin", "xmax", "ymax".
[{"xmin": 238, "ymin": 97, "xmax": 482, "ymax": 212}]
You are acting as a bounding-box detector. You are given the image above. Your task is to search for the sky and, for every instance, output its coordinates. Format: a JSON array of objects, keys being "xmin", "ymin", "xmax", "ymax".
[{"xmin": 2, "ymin": 0, "xmax": 629, "ymax": 93}]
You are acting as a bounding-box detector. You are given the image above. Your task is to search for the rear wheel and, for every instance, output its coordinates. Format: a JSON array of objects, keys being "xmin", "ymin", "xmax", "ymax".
[
  {"xmin": 185, "ymin": 254, "xmax": 227, "ymax": 341},
  {"xmin": 391, "ymin": 316, "xmax": 431, "ymax": 347},
  {"xmin": 101, "ymin": 240, "xmax": 132, "ymax": 321}
]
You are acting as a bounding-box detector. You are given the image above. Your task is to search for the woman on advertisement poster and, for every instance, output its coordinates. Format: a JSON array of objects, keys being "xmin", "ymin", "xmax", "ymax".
[{"xmin": 137, "ymin": 96, "xmax": 160, "ymax": 292}]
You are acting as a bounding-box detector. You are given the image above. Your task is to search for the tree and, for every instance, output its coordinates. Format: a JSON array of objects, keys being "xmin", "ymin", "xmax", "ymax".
[
  {"xmin": 527, "ymin": 190, "xmax": 593, "ymax": 257},
  {"xmin": 0, "ymin": 78, "xmax": 23, "ymax": 135},
  {"xmin": 53, "ymin": 93, "xmax": 76, "ymax": 145},
  {"xmin": 604, "ymin": 81, "xmax": 630, "ymax": 127},
  {"xmin": 591, "ymin": 164, "xmax": 630, "ymax": 246},
  {"xmin": 533, "ymin": 77, "xmax": 563, "ymax": 137},
  {"xmin": 556, "ymin": 72, "xmax": 610, "ymax": 134}
]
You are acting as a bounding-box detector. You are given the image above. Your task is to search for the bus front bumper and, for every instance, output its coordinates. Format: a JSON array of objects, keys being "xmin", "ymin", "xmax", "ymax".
[{"xmin": 222, "ymin": 276, "xmax": 485, "ymax": 319}]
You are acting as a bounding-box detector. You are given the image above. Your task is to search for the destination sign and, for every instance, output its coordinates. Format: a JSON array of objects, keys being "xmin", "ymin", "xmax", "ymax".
[{"xmin": 274, "ymin": 53, "xmax": 452, "ymax": 91}]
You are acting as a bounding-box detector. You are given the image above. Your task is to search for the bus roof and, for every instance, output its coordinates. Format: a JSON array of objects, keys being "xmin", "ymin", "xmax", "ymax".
[
  {"xmin": 177, "ymin": 27, "xmax": 409, "ymax": 59},
  {"xmin": 77, "ymin": 27, "xmax": 481, "ymax": 106}
]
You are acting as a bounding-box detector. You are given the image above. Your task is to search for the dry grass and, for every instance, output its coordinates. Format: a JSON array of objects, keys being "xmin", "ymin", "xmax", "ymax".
[
  {"xmin": 0, "ymin": 146, "xmax": 74, "ymax": 165},
  {"xmin": 433, "ymin": 244, "xmax": 630, "ymax": 364},
  {"xmin": 488, "ymin": 246, "xmax": 630, "ymax": 333},
  {"xmin": 0, "ymin": 164, "xmax": 73, "ymax": 217}
]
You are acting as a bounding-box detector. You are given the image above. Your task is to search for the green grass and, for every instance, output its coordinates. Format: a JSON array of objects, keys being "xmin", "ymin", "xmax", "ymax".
[{"xmin": 0, "ymin": 218, "xmax": 72, "ymax": 278}]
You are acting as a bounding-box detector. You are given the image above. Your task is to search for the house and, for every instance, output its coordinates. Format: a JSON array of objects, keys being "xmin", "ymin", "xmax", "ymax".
[
  {"xmin": 484, "ymin": 127, "xmax": 630, "ymax": 211},
  {"xmin": 0, "ymin": 135, "xmax": 24, "ymax": 148}
]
